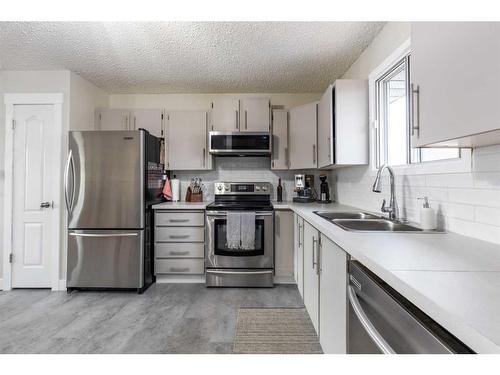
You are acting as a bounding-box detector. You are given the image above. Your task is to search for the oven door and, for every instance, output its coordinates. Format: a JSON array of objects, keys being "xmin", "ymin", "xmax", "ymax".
[
  {"xmin": 208, "ymin": 132, "xmax": 271, "ymax": 155},
  {"xmin": 206, "ymin": 211, "xmax": 274, "ymax": 269}
]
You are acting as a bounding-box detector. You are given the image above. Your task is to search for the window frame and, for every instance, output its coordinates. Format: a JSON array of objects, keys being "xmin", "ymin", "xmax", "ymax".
[{"xmin": 368, "ymin": 39, "xmax": 471, "ymax": 176}]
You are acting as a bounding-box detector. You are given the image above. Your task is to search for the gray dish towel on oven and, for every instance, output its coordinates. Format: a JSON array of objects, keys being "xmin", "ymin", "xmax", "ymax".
[
  {"xmin": 226, "ymin": 211, "xmax": 241, "ymax": 249},
  {"xmin": 240, "ymin": 212, "xmax": 256, "ymax": 250}
]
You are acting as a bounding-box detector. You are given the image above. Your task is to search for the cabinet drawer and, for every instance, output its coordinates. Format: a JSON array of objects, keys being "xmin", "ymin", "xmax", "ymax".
[
  {"xmin": 155, "ymin": 226, "xmax": 204, "ymax": 242},
  {"xmin": 155, "ymin": 243, "xmax": 204, "ymax": 258},
  {"xmin": 155, "ymin": 259, "xmax": 205, "ymax": 274},
  {"xmin": 155, "ymin": 211, "xmax": 205, "ymax": 227}
]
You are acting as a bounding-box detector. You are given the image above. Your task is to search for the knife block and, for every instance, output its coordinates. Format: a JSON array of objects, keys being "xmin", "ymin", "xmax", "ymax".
[{"xmin": 185, "ymin": 187, "xmax": 203, "ymax": 202}]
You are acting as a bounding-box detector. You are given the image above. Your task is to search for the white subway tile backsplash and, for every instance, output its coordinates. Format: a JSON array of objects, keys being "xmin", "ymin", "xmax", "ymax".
[
  {"xmin": 448, "ymin": 188, "xmax": 500, "ymax": 208},
  {"xmin": 425, "ymin": 173, "xmax": 474, "ymax": 188},
  {"xmin": 473, "ymin": 172, "xmax": 500, "ymax": 189},
  {"xmin": 475, "ymin": 206, "xmax": 500, "ymax": 227},
  {"xmin": 334, "ymin": 144, "xmax": 500, "ymax": 245}
]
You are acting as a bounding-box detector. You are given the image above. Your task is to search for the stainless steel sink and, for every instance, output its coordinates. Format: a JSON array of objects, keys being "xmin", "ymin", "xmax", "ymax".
[
  {"xmin": 333, "ymin": 219, "xmax": 423, "ymax": 232},
  {"xmin": 313, "ymin": 211, "xmax": 429, "ymax": 232},
  {"xmin": 314, "ymin": 211, "xmax": 380, "ymax": 220}
]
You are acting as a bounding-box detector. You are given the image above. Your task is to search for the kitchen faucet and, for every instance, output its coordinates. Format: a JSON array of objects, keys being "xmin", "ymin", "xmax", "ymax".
[{"xmin": 372, "ymin": 164, "xmax": 399, "ymax": 221}]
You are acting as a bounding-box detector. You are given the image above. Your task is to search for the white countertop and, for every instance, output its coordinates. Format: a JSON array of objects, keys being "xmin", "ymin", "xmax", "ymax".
[
  {"xmin": 274, "ymin": 201, "xmax": 500, "ymax": 353},
  {"xmin": 152, "ymin": 201, "xmax": 208, "ymax": 210}
]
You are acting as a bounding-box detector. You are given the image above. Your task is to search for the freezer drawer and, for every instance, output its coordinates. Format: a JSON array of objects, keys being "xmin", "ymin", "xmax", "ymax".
[
  {"xmin": 155, "ymin": 227, "xmax": 204, "ymax": 242},
  {"xmin": 155, "ymin": 243, "xmax": 205, "ymax": 258},
  {"xmin": 155, "ymin": 211, "xmax": 205, "ymax": 227},
  {"xmin": 155, "ymin": 259, "xmax": 205, "ymax": 274},
  {"xmin": 67, "ymin": 230, "xmax": 144, "ymax": 289}
]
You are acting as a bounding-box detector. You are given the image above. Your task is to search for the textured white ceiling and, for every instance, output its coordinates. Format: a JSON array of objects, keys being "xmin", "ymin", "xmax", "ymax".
[{"xmin": 0, "ymin": 22, "xmax": 385, "ymax": 94}]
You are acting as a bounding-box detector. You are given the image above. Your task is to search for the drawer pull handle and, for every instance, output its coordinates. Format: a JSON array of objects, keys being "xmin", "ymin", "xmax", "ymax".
[
  {"xmin": 169, "ymin": 235, "xmax": 190, "ymax": 239},
  {"xmin": 169, "ymin": 267, "xmax": 190, "ymax": 273},
  {"xmin": 169, "ymin": 251, "xmax": 190, "ymax": 256},
  {"xmin": 169, "ymin": 219, "xmax": 190, "ymax": 223}
]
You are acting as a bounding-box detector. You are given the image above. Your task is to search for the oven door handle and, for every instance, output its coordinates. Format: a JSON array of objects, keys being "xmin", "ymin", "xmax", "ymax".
[
  {"xmin": 206, "ymin": 270, "xmax": 273, "ymax": 275},
  {"xmin": 206, "ymin": 212, "xmax": 274, "ymax": 217}
]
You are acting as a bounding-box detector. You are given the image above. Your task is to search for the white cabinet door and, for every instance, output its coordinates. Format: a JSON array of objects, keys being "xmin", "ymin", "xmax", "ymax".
[
  {"xmin": 303, "ymin": 221, "xmax": 320, "ymax": 333},
  {"xmin": 165, "ymin": 111, "xmax": 210, "ymax": 170},
  {"xmin": 319, "ymin": 234, "xmax": 347, "ymax": 353},
  {"xmin": 95, "ymin": 108, "xmax": 130, "ymax": 130},
  {"xmin": 411, "ymin": 22, "xmax": 500, "ymax": 147},
  {"xmin": 288, "ymin": 102, "xmax": 318, "ymax": 169},
  {"xmin": 271, "ymin": 109, "xmax": 289, "ymax": 170},
  {"xmin": 294, "ymin": 214, "xmax": 305, "ymax": 297},
  {"xmin": 317, "ymin": 85, "xmax": 334, "ymax": 168},
  {"xmin": 130, "ymin": 109, "xmax": 163, "ymax": 138},
  {"xmin": 211, "ymin": 98, "xmax": 240, "ymax": 132},
  {"xmin": 274, "ymin": 210, "xmax": 294, "ymax": 280},
  {"xmin": 240, "ymin": 97, "xmax": 270, "ymax": 132}
]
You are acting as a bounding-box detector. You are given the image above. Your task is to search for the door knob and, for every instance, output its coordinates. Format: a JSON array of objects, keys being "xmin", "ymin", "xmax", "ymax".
[{"xmin": 40, "ymin": 201, "xmax": 53, "ymax": 209}]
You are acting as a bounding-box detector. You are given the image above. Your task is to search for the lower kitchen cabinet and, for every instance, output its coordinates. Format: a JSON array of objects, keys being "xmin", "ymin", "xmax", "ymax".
[
  {"xmin": 154, "ymin": 210, "xmax": 205, "ymax": 276},
  {"xmin": 303, "ymin": 220, "xmax": 320, "ymax": 333},
  {"xmin": 294, "ymin": 214, "xmax": 305, "ymax": 297},
  {"xmin": 319, "ymin": 233, "xmax": 348, "ymax": 354},
  {"xmin": 274, "ymin": 210, "xmax": 294, "ymax": 281}
]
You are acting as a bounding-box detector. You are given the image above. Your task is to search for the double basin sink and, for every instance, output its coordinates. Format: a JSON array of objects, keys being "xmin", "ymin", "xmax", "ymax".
[{"xmin": 314, "ymin": 211, "xmax": 430, "ymax": 232}]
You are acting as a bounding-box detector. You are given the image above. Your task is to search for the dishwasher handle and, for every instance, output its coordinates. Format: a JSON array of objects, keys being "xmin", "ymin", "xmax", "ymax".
[{"xmin": 348, "ymin": 286, "xmax": 396, "ymax": 354}]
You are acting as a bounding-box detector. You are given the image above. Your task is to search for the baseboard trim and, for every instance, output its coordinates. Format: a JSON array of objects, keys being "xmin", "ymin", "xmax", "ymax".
[
  {"xmin": 0, "ymin": 278, "xmax": 3, "ymax": 290},
  {"xmin": 274, "ymin": 276, "xmax": 296, "ymax": 284},
  {"xmin": 55, "ymin": 279, "xmax": 66, "ymax": 291},
  {"xmin": 156, "ymin": 275, "xmax": 206, "ymax": 284}
]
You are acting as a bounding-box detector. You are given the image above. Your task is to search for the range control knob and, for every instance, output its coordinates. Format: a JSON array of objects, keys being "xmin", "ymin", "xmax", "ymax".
[
  {"xmin": 262, "ymin": 186, "xmax": 267, "ymax": 191},
  {"xmin": 255, "ymin": 186, "xmax": 261, "ymax": 191},
  {"xmin": 217, "ymin": 185, "xmax": 223, "ymax": 191}
]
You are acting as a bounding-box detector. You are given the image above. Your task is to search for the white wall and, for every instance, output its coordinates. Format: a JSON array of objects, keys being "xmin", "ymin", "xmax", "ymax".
[
  {"xmin": 0, "ymin": 71, "xmax": 108, "ymax": 283},
  {"xmin": 69, "ymin": 72, "xmax": 108, "ymax": 131},
  {"xmin": 332, "ymin": 22, "xmax": 500, "ymax": 245}
]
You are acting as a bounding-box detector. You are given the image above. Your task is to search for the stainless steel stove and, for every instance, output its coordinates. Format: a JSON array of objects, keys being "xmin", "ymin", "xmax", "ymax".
[{"xmin": 205, "ymin": 182, "xmax": 274, "ymax": 287}]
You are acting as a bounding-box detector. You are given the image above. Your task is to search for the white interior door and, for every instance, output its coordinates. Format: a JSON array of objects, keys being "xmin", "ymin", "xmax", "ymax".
[{"xmin": 12, "ymin": 104, "xmax": 59, "ymax": 288}]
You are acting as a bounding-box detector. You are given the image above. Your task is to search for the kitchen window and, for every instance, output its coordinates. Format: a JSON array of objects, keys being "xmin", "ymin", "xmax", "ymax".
[{"xmin": 373, "ymin": 51, "xmax": 467, "ymax": 170}]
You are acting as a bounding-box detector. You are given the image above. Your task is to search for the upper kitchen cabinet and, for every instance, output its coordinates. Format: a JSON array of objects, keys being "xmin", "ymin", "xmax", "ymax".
[
  {"xmin": 239, "ymin": 97, "xmax": 270, "ymax": 132},
  {"xmin": 129, "ymin": 109, "xmax": 164, "ymax": 138},
  {"xmin": 317, "ymin": 80, "xmax": 368, "ymax": 169},
  {"xmin": 411, "ymin": 22, "xmax": 500, "ymax": 148},
  {"xmin": 95, "ymin": 108, "xmax": 130, "ymax": 131},
  {"xmin": 271, "ymin": 109, "xmax": 289, "ymax": 170},
  {"xmin": 210, "ymin": 98, "xmax": 240, "ymax": 132},
  {"xmin": 165, "ymin": 111, "xmax": 212, "ymax": 170},
  {"xmin": 288, "ymin": 102, "xmax": 318, "ymax": 169}
]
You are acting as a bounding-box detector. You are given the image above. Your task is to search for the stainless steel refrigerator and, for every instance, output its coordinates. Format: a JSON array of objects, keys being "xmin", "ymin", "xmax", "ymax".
[{"xmin": 65, "ymin": 130, "xmax": 163, "ymax": 293}]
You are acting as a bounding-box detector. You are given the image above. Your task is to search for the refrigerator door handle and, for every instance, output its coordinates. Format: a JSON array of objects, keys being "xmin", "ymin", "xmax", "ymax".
[
  {"xmin": 69, "ymin": 232, "xmax": 139, "ymax": 238},
  {"xmin": 64, "ymin": 149, "xmax": 73, "ymax": 213}
]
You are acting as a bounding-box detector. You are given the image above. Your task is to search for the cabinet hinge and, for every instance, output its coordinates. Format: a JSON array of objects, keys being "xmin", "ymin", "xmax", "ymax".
[
  {"xmin": 9, "ymin": 253, "xmax": 13, "ymax": 263},
  {"xmin": 11, "ymin": 120, "xmax": 16, "ymax": 130},
  {"xmin": 211, "ymin": 102, "xmax": 214, "ymax": 109},
  {"xmin": 167, "ymin": 115, "xmax": 170, "ymax": 121},
  {"xmin": 161, "ymin": 113, "xmax": 164, "ymax": 120}
]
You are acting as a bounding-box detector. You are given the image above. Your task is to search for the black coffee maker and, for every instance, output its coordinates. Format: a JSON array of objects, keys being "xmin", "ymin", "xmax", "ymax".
[{"xmin": 318, "ymin": 174, "xmax": 332, "ymax": 203}]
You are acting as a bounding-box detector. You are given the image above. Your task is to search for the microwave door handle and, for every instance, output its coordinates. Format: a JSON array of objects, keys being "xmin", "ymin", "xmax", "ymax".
[{"xmin": 348, "ymin": 286, "xmax": 396, "ymax": 354}]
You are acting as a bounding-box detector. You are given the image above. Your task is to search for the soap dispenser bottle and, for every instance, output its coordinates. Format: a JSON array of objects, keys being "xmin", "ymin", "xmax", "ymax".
[{"xmin": 418, "ymin": 197, "xmax": 436, "ymax": 230}]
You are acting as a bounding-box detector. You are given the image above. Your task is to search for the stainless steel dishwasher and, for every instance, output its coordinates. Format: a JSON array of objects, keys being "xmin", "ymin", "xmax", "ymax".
[{"xmin": 348, "ymin": 261, "xmax": 474, "ymax": 354}]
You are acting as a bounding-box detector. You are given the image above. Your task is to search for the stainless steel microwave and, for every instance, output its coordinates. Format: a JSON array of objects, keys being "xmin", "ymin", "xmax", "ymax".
[{"xmin": 208, "ymin": 131, "xmax": 271, "ymax": 156}]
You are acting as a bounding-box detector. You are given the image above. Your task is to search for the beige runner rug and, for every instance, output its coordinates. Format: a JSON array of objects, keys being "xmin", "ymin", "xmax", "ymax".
[{"xmin": 233, "ymin": 308, "xmax": 323, "ymax": 354}]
